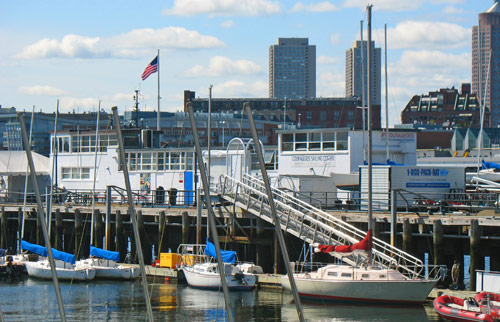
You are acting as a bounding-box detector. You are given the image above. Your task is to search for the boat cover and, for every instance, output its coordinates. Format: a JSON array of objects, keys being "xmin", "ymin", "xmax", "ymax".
[
  {"xmin": 90, "ymin": 246, "xmax": 120, "ymax": 262},
  {"xmin": 315, "ymin": 229, "xmax": 373, "ymax": 255},
  {"xmin": 482, "ymin": 160, "xmax": 500, "ymax": 170},
  {"xmin": 21, "ymin": 240, "xmax": 76, "ymax": 264},
  {"xmin": 205, "ymin": 238, "xmax": 236, "ymax": 264}
]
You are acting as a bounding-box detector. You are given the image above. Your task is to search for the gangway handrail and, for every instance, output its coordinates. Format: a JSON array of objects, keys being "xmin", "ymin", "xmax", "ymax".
[{"xmin": 219, "ymin": 173, "xmax": 425, "ymax": 279}]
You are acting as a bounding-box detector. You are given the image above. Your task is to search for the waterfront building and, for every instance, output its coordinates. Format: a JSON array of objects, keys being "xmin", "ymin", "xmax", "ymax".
[
  {"xmin": 269, "ymin": 38, "xmax": 316, "ymax": 99},
  {"xmin": 400, "ymin": 84, "xmax": 483, "ymax": 129},
  {"xmin": 472, "ymin": 1, "xmax": 500, "ymax": 126},
  {"xmin": 185, "ymin": 91, "xmax": 382, "ymax": 131},
  {"xmin": 345, "ymin": 40, "xmax": 381, "ymax": 106}
]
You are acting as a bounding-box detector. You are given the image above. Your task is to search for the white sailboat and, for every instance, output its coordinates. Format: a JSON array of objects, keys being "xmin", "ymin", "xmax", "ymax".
[
  {"xmin": 76, "ymin": 246, "xmax": 139, "ymax": 280},
  {"xmin": 21, "ymin": 240, "xmax": 95, "ymax": 281}
]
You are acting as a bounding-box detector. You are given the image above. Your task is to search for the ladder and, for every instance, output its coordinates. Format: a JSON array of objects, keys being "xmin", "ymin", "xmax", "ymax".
[{"xmin": 219, "ymin": 173, "xmax": 425, "ymax": 279}]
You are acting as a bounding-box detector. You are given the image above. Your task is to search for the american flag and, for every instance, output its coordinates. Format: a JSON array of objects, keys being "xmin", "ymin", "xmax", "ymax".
[{"xmin": 141, "ymin": 55, "xmax": 158, "ymax": 80}]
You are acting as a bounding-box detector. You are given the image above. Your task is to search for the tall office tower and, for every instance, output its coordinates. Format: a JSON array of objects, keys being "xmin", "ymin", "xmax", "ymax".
[
  {"xmin": 472, "ymin": 0, "xmax": 500, "ymax": 126},
  {"xmin": 269, "ymin": 38, "xmax": 316, "ymax": 99},
  {"xmin": 345, "ymin": 40, "xmax": 381, "ymax": 106}
]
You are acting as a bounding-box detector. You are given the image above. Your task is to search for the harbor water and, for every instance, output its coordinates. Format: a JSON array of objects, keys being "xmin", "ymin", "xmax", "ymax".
[{"xmin": 0, "ymin": 278, "xmax": 441, "ymax": 322}]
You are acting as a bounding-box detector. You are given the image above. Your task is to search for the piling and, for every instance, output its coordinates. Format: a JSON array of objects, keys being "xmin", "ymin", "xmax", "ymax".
[
  {"xmin": 403, "ymin": 218, "xmax": 412, "ymax": 253},
  {"xmin": 17, "ymin": 207, "xmax": 22, "ymax": 251},
  {"xmin": 35, "ymin": 208, "xmax": 42, "ymax": 246},
  {"xmin": 137, "ymin": 210, "xmax": 151, "ymax": 265},
  {"xmin": 74, "ymin": 209, "xmax": 83, "ymax": 259},
  {"xmin": 115, "ymin": 210, "xmax": 126, "ymax": 261},
  {"xmin": 158, "ymin": 211, "xmax": 167, "ymax": 256},
  {"xmin": 54, "ymin": 208, "xmax": 63, "ymax": 250},
  {"xmin": 470, "ymin": 219, "xmax": 481, "ymax": 291},
  {"xmin": 433, "ymin": 220, "xmax": 444, "ymax": 267},
  {"xmin": 181, "ymin": 211, "xmax": 191, "ymax": 244},
  {"xmin": 93, "ymin": 209, "xmax": 104, "ymax": 248},
  {"xmin": 1, "ymin": 207, "xmax": 7, "ymax": 249}
]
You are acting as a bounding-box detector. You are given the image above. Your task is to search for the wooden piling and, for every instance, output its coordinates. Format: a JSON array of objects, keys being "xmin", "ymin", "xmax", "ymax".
[
  {"xmin": 158, "ymin": 211, "xmax": 167, "ymax": 256},
  {"xmin": 470, "ymin": 219, "xmax": 481, "ymax": 291},
  {"xmin": 403, "ymin": 218, "xmax": 412, "ymax": 253},
  {"xmin": 94, "ymin": 209, "xmax": 104, "ymax": 248},
  {"xmin": 35, "ymin": 208, "xmax": 42, "ymax": 246},
  {"xmin": 1, "ymin": 207, "xmax": 7, "ymax": 249},
  {"xmin": 115, "ymin": 210, "xmax": 127, "ymax": 262},
  {"xmin": 54, "ymin": 208, "xmax": 63, "ymax": 250},
  {"xmin": 181, "ymin": 211, "xmax": 191, "ymax": 244},
  {"xmin": 433, "ymin": 220, "xmax": 444, "ymax": 266},
  {"xmin": 137, "ymin": 210, "xmax": 151, "ymax": 265},
  {"xmin": 74, "ymin": 209, "xmax": 83, "ymax": 260}
]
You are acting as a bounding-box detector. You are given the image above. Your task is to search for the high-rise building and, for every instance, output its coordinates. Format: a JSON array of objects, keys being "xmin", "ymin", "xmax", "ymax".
[
  {"xmin": 269, "ymin": 38, "xmax": 316, "ymax": 99},
  {"xmin": 472, "ymin": 1, "xmax": 500, "ymax": 126},
  {"xmin": 345, "ymin": 40, "xmax": 381, "ymax": 106}
]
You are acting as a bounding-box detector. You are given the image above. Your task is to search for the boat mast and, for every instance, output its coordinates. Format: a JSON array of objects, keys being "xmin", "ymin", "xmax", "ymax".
[
  {"xmin": 367, "ymin": 4, "xmax": 373, "ymax": 233},
  {"xmin": 90, "ymin": 102, "xmax": 101, "ymax": 245},
  {"xmin": 111, "ymin": 107, "xmax": 154, "ymax": 322},
  {"xmin": 20, "ymin": 105, "xmax": 35, "ymax": 250},
  {"xmin": 384, "ymin": 24, "xmax": 390, "ymax": 162},
  {"xmin": 244, "ymin": 102, "xmax": 306, "ymax": 322},
  {"xmin": 187, "ymin": 102, "xmax": 235, "ymax": 322},
  {"xmin": 47, "ymin": 103, "xmax": 59, "ymax": 238},
  {"xmin": 208, "ymin": 85, "xmax": 212, "ymax": 190},
  {"xmin": 477, "ymin": 50, "xmax": 492, "ymax": 177},
  {"xmin": 360, "ymin": 20, "xmax": 367, "ymax": 163},
  {"xmin": 19, "ymin": 112, "xmax": 67, "ymax": 322}
]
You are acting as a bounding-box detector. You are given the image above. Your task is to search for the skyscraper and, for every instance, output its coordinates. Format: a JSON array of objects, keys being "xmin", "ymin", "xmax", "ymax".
[
  {"xmin": 269, "ymin": 38, "xmax": 316, "ymax": 99},
  {"xmin": 472, "ymin": 1, "xmax": 500, "ymax": 126},
  {"xmin": 345, "ymin": 40, "xmax": 381, "ymax": 106}
]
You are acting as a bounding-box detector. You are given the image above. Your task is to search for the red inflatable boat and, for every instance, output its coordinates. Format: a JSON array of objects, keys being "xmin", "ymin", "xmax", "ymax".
[{"xmin": 433, "ymin": 292, "xmax": 500, "ymax": 322}]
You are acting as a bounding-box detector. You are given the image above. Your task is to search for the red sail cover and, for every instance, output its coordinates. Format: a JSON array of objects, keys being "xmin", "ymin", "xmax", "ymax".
[{"xmin": 316, "ymin": 230, "xmax": 372, "ymax": 254}]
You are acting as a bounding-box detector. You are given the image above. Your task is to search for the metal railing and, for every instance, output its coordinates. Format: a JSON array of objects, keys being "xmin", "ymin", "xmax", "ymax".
[{"xmin": 219, "ymin": 173, "xmax": 428, "ymax": 280}]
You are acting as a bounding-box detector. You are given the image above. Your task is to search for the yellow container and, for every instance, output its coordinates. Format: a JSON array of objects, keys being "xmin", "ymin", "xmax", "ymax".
[
  {"xmin": 159, "ymin": 253, "xmax": 179, "ymax": 268},
  {"xmin": 181, "ymin": 254, "xmax": 195, "ymax": 266}
]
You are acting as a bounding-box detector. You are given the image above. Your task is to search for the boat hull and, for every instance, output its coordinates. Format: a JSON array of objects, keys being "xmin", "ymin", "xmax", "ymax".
[
  {"xmin": 281, "ymin": 276, "xmax": 435, "ymax": 304},
  {"xmin": 433, "ymin": 294, "xmax": 499, "ymax": 322},
  {"xmin": 182, "ymin": 266, "xmax": 256, "ymax": 291},
  {"xmin": 77, "ymin": 258, "xmax": 140, "ymax": 280},
  {"xmin": 25, "ymin": 260, "xmax": 95, "ymax": 281}
]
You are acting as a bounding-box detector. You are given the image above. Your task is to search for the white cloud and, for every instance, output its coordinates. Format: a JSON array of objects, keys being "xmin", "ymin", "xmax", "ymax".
[
  {"xmin": 383, "ymin": 21, "xmax": 469, "ymax": 50},
  {"xmin": 211, "ymin": 80, "xmax": 268, "ymax": 97},
  {"xmin": 318, "ymin": 72, "xmax": 345, "ymax": 97},
  {"xmin": 318, "ymin": 55, "xmax": 338, "ymax": 64},
  {"xmin": 330, "ymin": 33, "xmax": 341, "ymax": 45},
  {"xmin": 163, "ymin": 0, "xmax": 281, "ymax": 17},
  {"xmin": 184, "ymin": 56, "xmax": 262, "ymax": 77},
  {"xmin": 220, "ymin": 20, "xmax": 235, "ymax": 28},
  {"xmin": 16, "ymin": 27, "xmax": 225, "ymax": 59},
  {"xmin": 442, "ymin": 5, "xmax": 466, "ymax": 15},
  {"xmin": 16, "ymin": 35, "xmax": 103, "ymax": 59},
  {"xmin": 290, "ymin": 2, "xmax": 338, "ymax": 13},
  {"xmin": 58, "ymin": 97, "xmax": 100, "ymax": 113},
  {"xmin": 18, "ymin": 85, "xmax": 67, "ymax": 96},
  {"xmin": 342, "ymin": 0, "xmax": 463, "ymax": 12}
]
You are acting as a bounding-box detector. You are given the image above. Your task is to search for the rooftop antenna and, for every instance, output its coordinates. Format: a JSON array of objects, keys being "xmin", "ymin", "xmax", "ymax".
[{"xmin": 134, "ymin": 89, "xmax": 140, "ymax": 128}]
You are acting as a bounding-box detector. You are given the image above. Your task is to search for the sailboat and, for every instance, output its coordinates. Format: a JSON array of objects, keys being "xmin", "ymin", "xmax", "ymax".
[
  {"xmin": 281, "ymin": 6, "xmax": 438, "ymax": 305},
  {"xmin": 21, "ymin": 240, "xmax": 96, "ymax": 281},
  {"xmin": 180, "ymin": 239, "xmax": 256, "ymax": 291},
  {"xmin": 76, "ymin": 246, "xmax": 139, "ymax": 280}
]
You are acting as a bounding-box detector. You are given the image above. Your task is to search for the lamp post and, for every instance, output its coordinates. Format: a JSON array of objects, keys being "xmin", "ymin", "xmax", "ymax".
[
  {"xmin": 298, "ymin": 113, "xmax": 302, "ymax": 128},
  {"xmin": 283, "ymin": 97, "xmax": 287, "ymax": 130},
  {"xmin": 221, "ymin": 121, "xmax": 226, "ymax": 147}
]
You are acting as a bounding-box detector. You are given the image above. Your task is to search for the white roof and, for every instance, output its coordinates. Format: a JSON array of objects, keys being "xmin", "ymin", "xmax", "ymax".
[
  {"xmin": 0, "ymin": 151, "xmax": 50, "ymax": 175},
  {"xmin": 487, "ymin": 1, "xmax": 500, "ymax": 13}
]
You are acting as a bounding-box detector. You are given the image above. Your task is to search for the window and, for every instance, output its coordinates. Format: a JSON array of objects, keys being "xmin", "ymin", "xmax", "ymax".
[
  {"xmin": 327, "ymin": 272, "xmax": 338, "ymax": 276},
  {"xmin": 337, "ymin": 132, "xmax": 348, "ymax": 150},
  {"xmin": 61, "ymin": 167, "xmax": 90, "ymax": 180},
  {"xmin": 281, "ymin": 134, "xmax": 293, "ymax": 152},
  {"xmin": 341, "ymin": 272, "xmax": 352, "ymax": 277}
]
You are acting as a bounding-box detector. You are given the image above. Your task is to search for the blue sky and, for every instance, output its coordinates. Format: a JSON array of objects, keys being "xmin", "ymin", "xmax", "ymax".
[{"xmin": 0, "ymin": 0, "xmax": 486, "ymax": 125}]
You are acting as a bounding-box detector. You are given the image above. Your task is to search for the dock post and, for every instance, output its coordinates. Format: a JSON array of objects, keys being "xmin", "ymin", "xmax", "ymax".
[
  {"xmin": 94, "ymin": 209, "xmax": 104, "ymax": 248},
  {"xmin": 470, "ymin": 219, "xmax": 481, "ymax": 291},
  {"xmin": 129, "ymin": 210, "xmax": 137, "ymax": 263},
  {"xmin": 403, "ymin": 219, "xmax": 412, "ymax": 253},
  {"xmin": 55, "ymin": 208, "xmax": 63, "ymax": 250},
  {"xmin": 391, "ymin": 190, "xmax": 397, "ymax": 247},
  {"xmin": 1, "ymin": 207, "xmax": 7, "ymax": 249},
  {"xmin": 116, "ymin": 210, "xmax": 126, "ymax": 261},
  {"xmin": 137, "ymin": 210, "xmax": 151, "ymax": 265},
  {"xmin": 196, "ymin": 188, "xmax": 202, "ymax": 245},
  {"xmin": 433, "ymin": 220, "xmax": 444, "ymax": 267},
  {"xmin": 35, "ymin": 208, "xmax": 42, "ymax": 245},
  {"xmin": 74, "ymin": 209, "xmax": 83, "ymax": 260},
  {"xmin": 105, "ymin": 185, "xmax": 112, "ymax": 250},
  {"xmin": 182, "ymin": 211, "xmax": 191, "ymax": 244},
  {"xmin": 158, "ymin": 211, "xmax": 166, "ymax": 256},
  {"xmin": 17, "ymin": 207, "xmax": 22, "ymax": 252}
]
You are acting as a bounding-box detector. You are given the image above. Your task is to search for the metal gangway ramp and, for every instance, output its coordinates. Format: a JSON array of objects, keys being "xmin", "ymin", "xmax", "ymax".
[{"xmin": 219, "ymin": 173, "xmax": 426, "ymax": 279}]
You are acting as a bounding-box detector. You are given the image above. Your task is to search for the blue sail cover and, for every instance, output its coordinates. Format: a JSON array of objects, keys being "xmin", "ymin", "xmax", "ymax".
[
  {"xmin": 90, "ymin": 246, "xmax": 120, "ymax": 262},
  {"xmin": 482, "ymin": 160, "xmax": 500, "ymax": 170},
  {"xmin": 21, "ymin": 240, "xmax": 75, "ymax": 264},
  {"xmin": 204, "ymin": 238, "xmax": 236, "ymax": 264}
]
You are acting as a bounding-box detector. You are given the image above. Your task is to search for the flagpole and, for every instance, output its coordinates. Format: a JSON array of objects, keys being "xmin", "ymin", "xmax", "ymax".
[{"xmin": 157, "ymin": 49, "xmax": 160, "ymax": 131}]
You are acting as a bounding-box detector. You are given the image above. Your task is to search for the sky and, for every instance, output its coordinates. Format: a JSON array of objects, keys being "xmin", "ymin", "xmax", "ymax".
[{"xmin": 0, "ymin": 0, "xmax": 488, "ymax": 126}]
